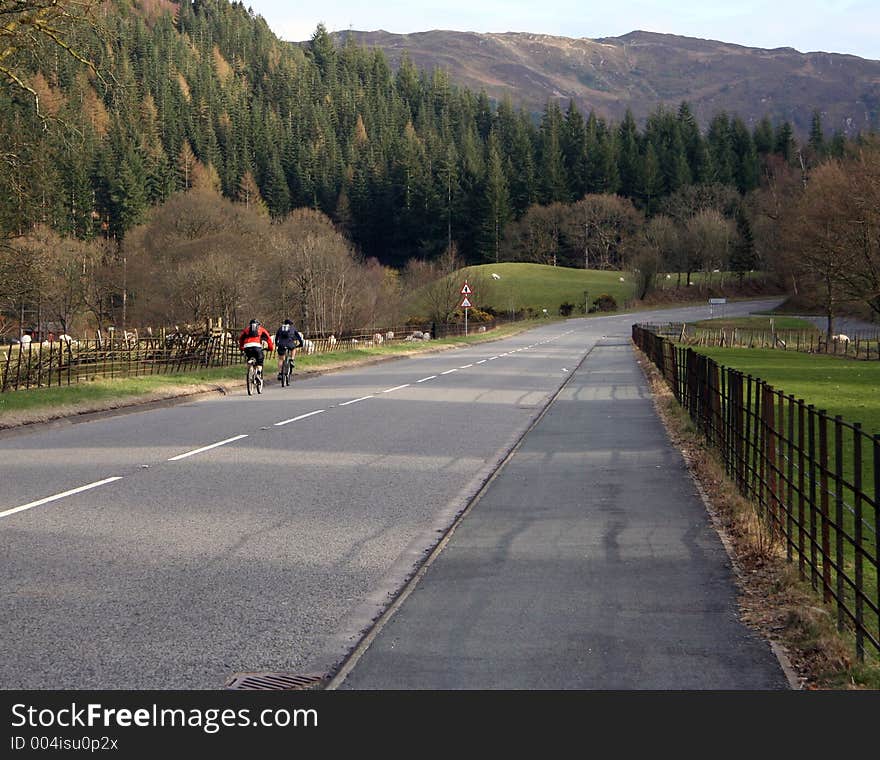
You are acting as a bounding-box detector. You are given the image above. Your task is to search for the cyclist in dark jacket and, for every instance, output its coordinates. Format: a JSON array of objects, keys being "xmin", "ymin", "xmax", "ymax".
[{"xmin": 275, "ymin": 318, "xmax": 304, "ymax": 380}]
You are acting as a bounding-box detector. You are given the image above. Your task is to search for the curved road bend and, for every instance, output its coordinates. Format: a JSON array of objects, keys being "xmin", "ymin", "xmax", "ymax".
[{"xmin": 0, "ymin": 299, "xmax": 785, "ymax": 689}]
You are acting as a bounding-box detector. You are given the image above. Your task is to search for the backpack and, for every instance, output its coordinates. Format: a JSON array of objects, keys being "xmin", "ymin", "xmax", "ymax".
[{"xmin": 248, "ymin": 321, "xmax": 260, "ymax": 337}]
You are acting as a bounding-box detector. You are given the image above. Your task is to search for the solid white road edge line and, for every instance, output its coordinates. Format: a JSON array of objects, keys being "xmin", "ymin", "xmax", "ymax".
[
  {"xmin": 0, "ymin": 477, "xmax": 124, "ymax": 520},
  {"xmin": 274, "ymin": 409, "xmax": 326, "ymax": 426},
  {"xmin": 168, "ymin": 434, "xmax": 249, "ymax": 461}
]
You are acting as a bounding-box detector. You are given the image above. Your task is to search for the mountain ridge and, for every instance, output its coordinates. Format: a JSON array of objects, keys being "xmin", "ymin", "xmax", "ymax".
[{"xmin": 322, "ymin": 28, "xmax": 880, "ymax": 135}]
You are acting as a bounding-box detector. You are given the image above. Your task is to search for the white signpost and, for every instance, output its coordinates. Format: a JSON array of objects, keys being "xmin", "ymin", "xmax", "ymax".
[
  {"xmin": 461, "ymin": 281, "xmax": 472, "ymax": 335},
  {"xmin": 708, "ymin": 297, "xmax": 727, "ymax": 318}
]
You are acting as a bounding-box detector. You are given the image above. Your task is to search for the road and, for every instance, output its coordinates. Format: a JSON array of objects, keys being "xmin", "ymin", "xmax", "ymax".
[{"xmin": 0, "ymin": 298, "xmax": 784, "ymax": 689}]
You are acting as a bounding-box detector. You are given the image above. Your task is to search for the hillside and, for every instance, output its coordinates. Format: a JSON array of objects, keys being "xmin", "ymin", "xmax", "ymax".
[
  {"xmin": 327, "ymin": 29, "xmax": 880, "ymax": 136},
  {"xmin": 463, "ymin": 263, "xmax": 634, "ymax": 316}
]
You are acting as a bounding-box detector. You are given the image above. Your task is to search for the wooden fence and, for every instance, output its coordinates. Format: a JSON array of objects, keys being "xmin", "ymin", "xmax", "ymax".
[
  {"xmin": 633, "ymin": 324, "xmax": 880, "ymax": 661},
  {"xmin": 1, "ymin": 319, "xmax": 499, "ymax": 392},
  {"xmin": 645, "ymin": 323, "xmax": 880, "ymax": 360}
]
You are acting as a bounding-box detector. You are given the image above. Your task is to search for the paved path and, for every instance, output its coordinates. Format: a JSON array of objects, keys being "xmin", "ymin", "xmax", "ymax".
[{"xmin": 337, "ymin": 335, "xmax": 790, "ymax": 689}]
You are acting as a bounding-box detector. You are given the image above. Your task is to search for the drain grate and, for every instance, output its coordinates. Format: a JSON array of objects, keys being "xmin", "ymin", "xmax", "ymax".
[{"xmin": 225, "ymin": 672, "xmax": 325, "ymax": 690}]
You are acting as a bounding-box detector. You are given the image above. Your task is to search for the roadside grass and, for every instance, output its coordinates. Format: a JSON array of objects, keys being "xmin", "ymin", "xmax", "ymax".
[
  {"xmin": 0, "ymin": 319, "xmax": 545, "ymax": 425},
  {"xmin": 637, "ymin": 348, "xmax": 880, "ymax": 689}
]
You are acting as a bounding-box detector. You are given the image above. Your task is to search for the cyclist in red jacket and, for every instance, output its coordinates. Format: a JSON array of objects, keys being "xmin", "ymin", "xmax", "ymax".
[{"xmin": 238, "ymin": 319, "xmax": 274, "ymax": 380}]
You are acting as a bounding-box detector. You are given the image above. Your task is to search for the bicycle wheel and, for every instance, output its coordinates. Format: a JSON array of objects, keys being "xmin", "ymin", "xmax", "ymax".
[
  {"xmin": 283, "ymin": 356, "xmax": 292, "ymax": 386},
  {"xmin": 255, "ymin": 368, "xmax": 263, "ymax": 394},
  {"xmin": 246, "ymin": 363, "xmax": 254, "ymax": 396}
]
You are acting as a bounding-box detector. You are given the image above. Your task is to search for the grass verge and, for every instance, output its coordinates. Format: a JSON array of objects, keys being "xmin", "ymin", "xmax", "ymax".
[{"xmin": 635, "ymin": 346, "xmax": 880, "ymax": 689}]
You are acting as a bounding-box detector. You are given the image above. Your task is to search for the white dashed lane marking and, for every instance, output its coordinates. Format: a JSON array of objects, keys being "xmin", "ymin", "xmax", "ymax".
[
  {"xmin": 168, "ymin": 434, "xmax": 249, "ymax": 461},
  {"xmin": 274, "ymin": 409, "xmax": 326, "ymax": 427},
  {"xmin": 0, "ymin": 477, "xmax": 124, "ymax": 520},
  {"xmin": 339, "ymin": 395, "xmax": 374, "ymax": 406}
]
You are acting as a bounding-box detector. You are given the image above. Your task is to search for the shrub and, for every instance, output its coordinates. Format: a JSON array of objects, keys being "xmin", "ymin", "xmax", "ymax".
[
  {"xmin": 592, "ymin": 293, "xmax": 618, "ymax": 312},
  {"xmin": 559, "ymin": 301, "xmax": 575, "ymax": 317}
]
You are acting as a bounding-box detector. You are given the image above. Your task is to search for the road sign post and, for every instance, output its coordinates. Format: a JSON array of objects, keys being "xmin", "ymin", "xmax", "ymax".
[{"xmin": 460, "ymin": 281, "xmax": 472, "ymax": 336}]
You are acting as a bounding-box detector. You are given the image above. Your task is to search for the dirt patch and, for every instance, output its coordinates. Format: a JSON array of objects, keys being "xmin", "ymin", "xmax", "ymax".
[{"xmin": 634, "ymin": 347, "xmax": 879, "ymax": 690}]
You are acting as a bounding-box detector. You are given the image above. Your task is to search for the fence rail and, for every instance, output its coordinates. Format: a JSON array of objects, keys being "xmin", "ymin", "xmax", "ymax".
[
  {"xmin": 0, "ymin": 320, "xmax": 500, "ymax": 392},
  {"xmin": 633, "ymin": 324, "xmax": 880, "ymax": 661}
]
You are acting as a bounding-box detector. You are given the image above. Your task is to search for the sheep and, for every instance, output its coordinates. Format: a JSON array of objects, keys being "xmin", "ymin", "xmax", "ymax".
[
  {"xmin": 491, "ymin": 273, "xmax": 501, "ymax": 280},
  {"xmin": 328, "ymin": 334, "xmax": 337, "ymax": 348},
  {"xmin": 619, "ymin": 276, "xmax": 625, "ymax": 282},
  {"xmin": 373, "ymin": 333, "xmax": 384, "ymax": 345},
  {"xmin": 831, "ymin": 334, "xmax": 850, "ymax": 344},
  {"xmin": 385, "ymin": 331, "xmax": 394, "ymax": 341},
  {"xmin": 301, "ymin": 338, "xmax": 315, "ymax": 355}
]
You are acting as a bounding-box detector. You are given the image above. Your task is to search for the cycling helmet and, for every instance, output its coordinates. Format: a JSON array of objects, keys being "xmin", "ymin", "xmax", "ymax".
[{"xmin": 283, "ymin": 318, "xmax": 293, "ymax": 325}]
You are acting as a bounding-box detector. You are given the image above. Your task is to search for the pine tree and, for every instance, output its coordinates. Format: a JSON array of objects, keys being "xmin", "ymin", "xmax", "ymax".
[
  {"xmin": 808, "ymin": 110, "xmax": 826, "ymax": 159},
  {"xmin": 483, "ymin": 133, "xmax": 511, "ymax": 263},
  {"xmin": 562, "ymin": 100, "xmax": 587, "ymax": 201},
  {"xmin": 537, "ymin": 101, "xmax": 568, "ymax": 204},
  {"xmin": 616, "ymin": 110, "xmax": 640, "ymax": 199}
]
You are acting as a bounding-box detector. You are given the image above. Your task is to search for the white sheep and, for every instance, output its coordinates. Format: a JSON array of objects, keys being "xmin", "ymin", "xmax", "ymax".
[
  {"xmin": 328, "ymin": 334, "xmax": 337, "ymax": 348},
  {"xmin": 831, "ymin": 334, "xmax": 850, "ymax": 344},
  {"xmin": 385, "ymin": 331, "xmax": 394, "ymax": 341},
  {"xmin": 302, "ymin": 338, "xmax": 315, "ymax": 355},
  {"xmin": 373, "ymin": 333, "xmax": 384, "ymax": 345},
  {"xmin": 491, "ymin": 273, "xmax": 501, "ymax": 280}
]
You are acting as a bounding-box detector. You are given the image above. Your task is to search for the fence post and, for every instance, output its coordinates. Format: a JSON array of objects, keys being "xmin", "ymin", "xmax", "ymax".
[
  {"xmin": 752, "ymin": 379, "xmax": 763, "ymax": 504},
  {"xmin": 735, "ymin": 373, "xmax": 745, "ymax": 492},
  {"xmin": 808, "ymin": 405, "xmax": 818, "ymax": 591},
  {"xmin": 834, "ymin": 415, "xmax": 844, "ymax": 632},
  {"xmin": 783, "ymin": 393, "xmax": 793, "ymax": 560},
  {"xmin": 818, "ymin": 410, "xmax": 831, "ymax": 604},
  {"xmin": 1, "ymin": 347, "xmax": 10, "ymax": 392},
  {"xmin": 797, "ymin": 399, "xmax": 805, "ymax": 577},
  {"xmin": 853, "ymin": 424, "xmax": 864, "ymax": 660},
  {"xmin": 875, "ymin": 434, "xmax": 880, "ymax": 655},
  {"xmin": 766, "ymin": 385, "xmax": 782, "ymax": 533}
]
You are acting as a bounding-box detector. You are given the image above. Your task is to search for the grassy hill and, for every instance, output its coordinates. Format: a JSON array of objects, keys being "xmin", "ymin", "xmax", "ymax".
[{"xmin": 461, "ymin": 263, "xmax": 635, "ymax": 317}]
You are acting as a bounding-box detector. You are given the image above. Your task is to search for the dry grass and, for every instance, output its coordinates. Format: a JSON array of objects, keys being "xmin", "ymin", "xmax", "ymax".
[{"xmin": 634, "ymin": 347, "xmax": 880, "ymax": 690}]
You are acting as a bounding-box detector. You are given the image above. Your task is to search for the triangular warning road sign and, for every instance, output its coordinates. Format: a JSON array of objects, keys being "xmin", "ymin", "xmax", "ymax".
[
  {"xmin": 460, "ymin": 296, "xmax": 472, "ymax": 308},
  {"xmin": 460, "ymin": 282, "xmax": 472, "ymax": 295}
]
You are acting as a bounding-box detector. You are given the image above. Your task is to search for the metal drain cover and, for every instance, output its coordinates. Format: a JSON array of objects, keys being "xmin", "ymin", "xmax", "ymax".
[{"xmin": 225, "ymin": 672, "xmax": 325, "ymax": 690}]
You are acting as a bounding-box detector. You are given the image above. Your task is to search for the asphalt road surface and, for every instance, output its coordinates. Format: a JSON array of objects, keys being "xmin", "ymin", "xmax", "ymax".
[{"xmin": 0, "ymin": 298, "xmax": 786, "ymax": 689}]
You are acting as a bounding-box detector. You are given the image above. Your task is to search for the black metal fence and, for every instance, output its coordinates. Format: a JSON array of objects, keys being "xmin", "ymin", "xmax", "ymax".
[{"xmin": 633, "ymin": 324, "xmax": 880, "ymax": 660}]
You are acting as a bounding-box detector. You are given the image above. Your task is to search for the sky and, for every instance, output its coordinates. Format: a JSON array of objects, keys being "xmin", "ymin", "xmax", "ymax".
[{"xmin": 243, "ymin": 0, "xmax": 879, "ymax": 60}]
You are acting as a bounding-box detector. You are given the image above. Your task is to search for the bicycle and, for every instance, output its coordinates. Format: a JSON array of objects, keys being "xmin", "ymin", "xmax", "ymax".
[
  {"xmin": 246, "ymin": 357, "xmax": 263, "ymax": 395},
  {"xmin": 280, "ymin": 352, "xmax": 294, "ymax": 387}
]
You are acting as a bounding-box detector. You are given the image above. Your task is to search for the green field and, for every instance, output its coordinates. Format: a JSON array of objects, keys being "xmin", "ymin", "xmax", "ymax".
[
  {"xmin": 696, "ymin": 347, "xmax": 880, "ymax": 435},
  {"xmin": 461, "ymin": 263, "xmax": 635, "ymax": 316}
]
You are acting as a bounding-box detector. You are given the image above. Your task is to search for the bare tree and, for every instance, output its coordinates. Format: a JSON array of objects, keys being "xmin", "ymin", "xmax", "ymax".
[
  {"xmin": 567, "ymin": 194, "xmax": 642, "ymax": 270},
  {"xmin": 271, "ymin": 208, "xmax": 362, "ymax": 335}
]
